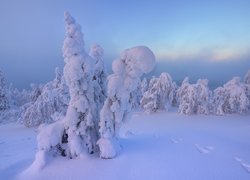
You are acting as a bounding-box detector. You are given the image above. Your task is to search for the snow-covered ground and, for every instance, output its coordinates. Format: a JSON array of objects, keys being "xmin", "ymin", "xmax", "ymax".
[{"xmin": 1, "ymin": 110, "xmax": 250, "ymax": 180}]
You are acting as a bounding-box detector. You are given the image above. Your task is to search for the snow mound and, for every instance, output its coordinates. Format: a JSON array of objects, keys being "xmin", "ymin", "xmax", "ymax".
[
  {"xmin": 37, "ymin": 121, "xmax": 65, "ymax": 151},
  {"xmin": 97, "ymin": 137, "xmax": 121, "ymax": 159}
]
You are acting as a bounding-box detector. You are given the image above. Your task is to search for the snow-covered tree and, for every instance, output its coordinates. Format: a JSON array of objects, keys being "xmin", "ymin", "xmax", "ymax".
[
  {"xmin": 244, "ymin": 70, "xmax": 250, "ymax": 84},
  {"xmin": 177, "ymin": 77, "xmax": 196, "ymax": 114},
  {"xmin": 195, "ymin": 79, "xmax": 210, "ymax": 114},
  {"xmin": 244, "ymin": 70, "xmax": 250, "ymax": 111},
  {"xmin": 51, "ymin": 67, "xmax": 70, "ymax": 121},
  {"xmin": 7, "ymin": 84, "xmax": 30, "ymax": 107},
  {"xmin": 17, "ymin": 84, "xmax": 42, "ymax": 124},
  {"xmin": 98, "ymin": 46, "xmax": 155, "ymax": 158},
  {"xmin": 89, "ymin": 44, "xmax": 107, "ymax": 114},
  {"xmin": 34, "ymin": 12, "xmax": 98, "ymax": 164},
  {"xmin": 0, "ymin": 70, "xmax": 9, "ymax": 111},
  {"xmin": 20, "ymin": 68, "xmax": 69, "ymax": 127},
  {"xmin": 61, "ymin": 11, "xmax": 98, "ymax": 157},
  {"xmin": 140, "ymin": 77, "xmax": 148, "ymax": 95},
  {"xmin": 130, "ymin": 82, "xmax": 142, "ymax": 109},
  {"xmin": 171, "ymin": 81, "xmax": 178, "ymax": 107},
  {"xmin": 125, "ymin": 77, "xmax": 149, "ymax": 110},
  {"xmin": 177, "ymin": 78, "xmax": 210, "ymax": 114},
  {"xmin": 140, "ymin": 76, "xmax": 158, "ymax": 113},
  {"xmin": 29, "ymin": 83, "xmax": 43, "ymax": 102},
  {"xmin": 140, "ymin": 72, "xmax": 176, "ymax": 113},
  {"xmin": 213, "ymin": 77, "xmax": 249, "ymax": 115}
]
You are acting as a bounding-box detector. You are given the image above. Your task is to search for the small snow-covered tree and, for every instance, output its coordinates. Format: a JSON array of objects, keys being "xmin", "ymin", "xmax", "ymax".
[
  {"xmin": 98, "ymin": 46, "xmax": 155, "ymax": 158},
  {"xmin": 17, "ymin": 84, "xmax": 42, "ymax": 125},
  {"xmin": 140, "ymin": 77, "xmax": 148, "ymax": 95},
  {"xmin": 244, "ymin": 70, "xmax": 250, "ymax": 84},
  {"xmin": 195, "ymin": 79, "xmax": 210, "ymax": 114},
  {"xmin": 20, "ymin": 68, "xmax": 69, "ymax": 127},
  {"xmin": 177, "ymin": 77, "xmax": 196, "ymax": 114},
  {"xmin": 140, "ymin": 72, "xmax": 176, "ymax": 113},
  {"xmin": 140, "ymin": 76, "xmax": 159, "ymax": 113},
  {"xmin": 213, "ymin": 87, "xmax": 226, "ymax": 115},
  {"xmin": 127, "ymin": 77, "xmax": 149, "ymax": 110},
  {"xmin": 213, "ymin": 77, "xmax": 249, "ymax": 115},
  {"xmin": 1, "ymin": 84, "xmax": 32, "ymax": 123},
  {"xmin": 244, "ymin": 70, "xmax": 250, "ymax": 111},
  {"xmin": 52, "ymin": 67, "xmax": 70, "ymax": 121},
  {"xmin": 30, "ymin": 83, "xmax": 43, "ymax": 102},
  {"xmin": 177, "ymin": 78, "xmax": 210, "ymax": 114},
  {"xmin": 130, "ymin": 81, "xmax": 142, "ymax": 109},
  {"xmin": 171, "ymin": 81, "xmax": 178, "ymax": 107},
  {"xmin": 0, "ymin": 70, "xmax": 9, "ymax": 111},
  {"xmin": 8, "ymin": 84, "xmax": 30, "ymax": 107},
  {"xmin": 89, "ymin": 44, "xmax": 107, "ymax": 114}
]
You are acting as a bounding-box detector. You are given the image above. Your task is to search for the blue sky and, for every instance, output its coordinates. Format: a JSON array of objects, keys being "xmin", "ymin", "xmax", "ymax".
[{"xmin": 0, "ymin": 0, "xmax": 250, "ymax": 89}]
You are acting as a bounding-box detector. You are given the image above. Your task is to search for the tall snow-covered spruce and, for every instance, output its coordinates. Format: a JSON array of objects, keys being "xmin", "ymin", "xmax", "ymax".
[
  {"xmin": 62, "ymin": 11, "xmax": 97, "ymax": 156},
  {"xmin": 32, "ymin": 12, "xmax": 100, "ymax": 171},
  {"xmin": 98, "ymin": 46, "xmax": 155, "ymax": 159}
]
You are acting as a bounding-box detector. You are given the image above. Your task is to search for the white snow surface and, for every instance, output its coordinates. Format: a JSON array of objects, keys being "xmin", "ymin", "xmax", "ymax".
[{"xmin": 1, "ymin": 111, "xmax": 250, "ymax": 180}]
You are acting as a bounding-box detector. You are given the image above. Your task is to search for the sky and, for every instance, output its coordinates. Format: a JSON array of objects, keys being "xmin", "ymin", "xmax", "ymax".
[{"xmin": 0, "ymin": 0, "xmax": 250, "ymax": 89}]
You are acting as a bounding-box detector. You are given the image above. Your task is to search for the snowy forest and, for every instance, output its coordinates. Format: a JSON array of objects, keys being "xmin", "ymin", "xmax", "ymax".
[{"xmin": 1, "ymin": 11, "xmax": 250, "ymax": 180}]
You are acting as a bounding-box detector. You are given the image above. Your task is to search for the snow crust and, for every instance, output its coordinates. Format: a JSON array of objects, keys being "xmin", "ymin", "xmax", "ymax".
[{"xmin": 97, "ymin": 137, "xmax": 121, "ymax": 159}]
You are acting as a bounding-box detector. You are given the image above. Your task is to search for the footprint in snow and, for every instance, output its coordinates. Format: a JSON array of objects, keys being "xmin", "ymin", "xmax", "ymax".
[
  {"xmin": 170, "ymin": 138, "xmax": 183, "ymax": 144},
  {"xmin": 195, "ymin": 144, "xmax": 214, "ymax": 154},
  {"xmin": 241, "ymin": 163, "xmax": 250, "ymax": 173},
  {"xmin": 234, "ymin": 156, "xmax": 242, "ymax": 162},
  {"xmin": 234, "ymin": 156, "xmax": 250, "ymax": 173}
]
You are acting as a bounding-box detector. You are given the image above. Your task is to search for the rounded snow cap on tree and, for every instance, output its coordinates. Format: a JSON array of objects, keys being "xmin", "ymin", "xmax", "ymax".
[
  {"xmin": 89, "ymin": 44, "xmax": 104, "ymax": 60},
  {"xmin": 122, "ymin": 46, "xmax": 156, "ymax": 74},
  {"xmin": 64, "ymin": 11, "xmax": 75, "ymax": 24},
  {"xmin": 112, "ymin": 59, "xmax": 125, "ymax": 75}
]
